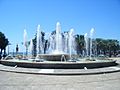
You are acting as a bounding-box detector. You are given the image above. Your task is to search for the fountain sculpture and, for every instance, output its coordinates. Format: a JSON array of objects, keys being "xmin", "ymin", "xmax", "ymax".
[{"xmin": 34, "ymin": 22, "xmax": 76, "ymax": 61}]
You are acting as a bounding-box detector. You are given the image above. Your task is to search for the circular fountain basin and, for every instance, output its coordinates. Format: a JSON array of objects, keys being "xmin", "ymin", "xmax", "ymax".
[
  {"xmin": 0, "ymin": 59, "xmax": 117, "ymax": 69},
  {"xmin": 37, "ymin": 54, "xmax": 70, "ymax": 61}
]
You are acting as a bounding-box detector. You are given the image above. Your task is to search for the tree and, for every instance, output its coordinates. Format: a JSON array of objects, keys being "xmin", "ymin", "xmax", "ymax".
[
  {"xmin": 95, "ymin": 38, "xmax": 120, "ymax": 57},
  {"xmin": 75, "ymin": 34, "xmax": 85, "ymax": 55},
  {"xmin": 0, "ymin": 32, "xmax": 9, "ymax": 58},
  {"xmin": 107, "ymin": 39, "xmax": 119, "ymax": 57},
  {"xmin": 32, "ymin": 31, "xmax": 46, "ymax": 56},
  {"xmin": 96, "ymin": 38, "xmax": 105, "ymax": 55},
  {"xmin": 32, "ymin": 36, "xmax": 36, "ymax": 56}
]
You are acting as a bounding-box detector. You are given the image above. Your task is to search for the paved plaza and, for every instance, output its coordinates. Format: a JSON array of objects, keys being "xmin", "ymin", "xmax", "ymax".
[{"xmin": 0, "ymin": 71, "xmax": 120, "ymax": 90}]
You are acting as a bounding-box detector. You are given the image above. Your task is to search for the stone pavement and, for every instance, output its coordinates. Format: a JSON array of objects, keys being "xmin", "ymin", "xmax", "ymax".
[{"xmin": 0, "ymin": 70, "xmax": 120, "ymax": 90}]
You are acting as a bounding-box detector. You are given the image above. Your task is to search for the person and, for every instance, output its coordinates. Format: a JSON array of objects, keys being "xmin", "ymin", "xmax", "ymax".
[
  {"xmin": 16, "ymin": 44, "xmax": 19, "ymax": 55},
  {"xmin": 0, "ymin": 55, "xmax": 2, "ymax": 60},
  {"xmin": 44, "ymin": 40, "xmax": 48, "ymax": 54}
]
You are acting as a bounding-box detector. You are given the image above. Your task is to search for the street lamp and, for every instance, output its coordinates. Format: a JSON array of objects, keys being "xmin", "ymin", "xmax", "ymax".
[{"xmin": 7, "ymin": 43, "xmax": 11, "ymax": 55}]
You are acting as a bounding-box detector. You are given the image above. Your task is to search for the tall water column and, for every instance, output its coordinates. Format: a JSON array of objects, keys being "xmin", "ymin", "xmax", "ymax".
[
  {"xmin": 36, "ymin": 25, "xmax": 43, "ymax": 58},
  {"xmin": 90, "ymin": 28, "xmax": 94, "ymax": 59},
  {"xmin": 23, "ymin": 29, "xmax": 28, "ymax": 56},
  {"xmin": 64, "ymin": 32, "xmax": 69, "ymax": 53},
  {"xmin": 55, "ymin": 22, "xmax": 63, "ymax": 54},
  {"xmin": 84, "ymin": 33, "xmax": 88, "ymax": 57},
  {"xmin": 68, "ymin": 29, "xmax": 74, "ymax": 59}
]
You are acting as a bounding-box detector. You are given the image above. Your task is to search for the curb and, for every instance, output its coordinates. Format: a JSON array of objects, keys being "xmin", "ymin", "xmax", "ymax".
[{"xmin": 0, "ymin": 67, "xmax": 120, "ymax": 76}]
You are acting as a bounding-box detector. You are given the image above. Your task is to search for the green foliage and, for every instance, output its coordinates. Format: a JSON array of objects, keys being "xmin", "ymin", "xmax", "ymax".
[
  {"xmin": 95, "ymin": 38, "xmax": 119, "ymax": 57},
  {"xmin": 0, "ymin": 32, "xmax": 9, "ymax": 57},
  {"xmin": 75, "ymin": 35, "xmax": 120, "ymax": 57},
  {"xmin": 32, "ymin": 31, "xmax": 45, "ymax": 56},
  {"xmin": 75, "ymin": 34, "xmax": 85, "ymax": 55}
]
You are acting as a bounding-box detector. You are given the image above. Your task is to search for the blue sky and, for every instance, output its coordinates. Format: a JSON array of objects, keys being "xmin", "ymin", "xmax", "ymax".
[{"xmin": 0, "ymin": 0, "xmax": 120, "ymax": 52}]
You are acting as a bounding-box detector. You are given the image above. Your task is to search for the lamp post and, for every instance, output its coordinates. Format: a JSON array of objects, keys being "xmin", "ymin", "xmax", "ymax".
[{"xmin": 7, "ymin": 43, "xmax": 11, "ymax": 55}]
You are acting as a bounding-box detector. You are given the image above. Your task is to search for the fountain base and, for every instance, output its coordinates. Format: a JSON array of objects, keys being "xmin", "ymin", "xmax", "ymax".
[
  {"xmin": 37, "ymin": 54, "xmax": 70, "ymax": 61},
  {"xmin": 0, "ymin": 59, "xmax": 117, "ymax": 69}
]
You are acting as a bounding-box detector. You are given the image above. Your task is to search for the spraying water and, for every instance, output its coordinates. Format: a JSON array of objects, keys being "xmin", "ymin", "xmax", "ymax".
[
  {"xmin": 84, "ymin": 33, "xmax": 88, "ymax": 57},
  {"xmin": 23, "ymin": 29, "xmax": 27, "ymax": 48},
  {"xmin": 50, "ymin": 22, "xmax": 64, "ymax": 54},
  {"xmin": 64, "ymin": 32, "xmax": 69, "ymax": 53},
  {"xmin": 23, "ymin": 22, "xmax": 76, "ymax": 61},
  {"xmin": 90, "ymin": 28, "xmax": 94, "ymax": 59},
  {"xmin": 23, "ymin": 29, "xmax": 28, "ymax": 56},
  {"xmin": 68, "ymin": 29, "xmax": 74, "ymax": 59},
  {"xmin": 36, "ymin": 25, "xmax": 40, "ymax": 56},
  {"xmin": 49, "ymin": 35, "xmax": 55, "ymax": 53},
  {"xmin": 29, "ymin": 39, "xmax": 33, "ymax": 55},
  {"xmin": 55, "ymin": 22, "xmax": 63, "ymax": 54},
  {"xmin": 36, "ymin": 25, "xmax": 44, "ymax": 59}
]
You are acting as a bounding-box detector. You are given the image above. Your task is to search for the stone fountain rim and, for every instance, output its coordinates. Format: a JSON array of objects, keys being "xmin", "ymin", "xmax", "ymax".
[{"xmin": 0, "ymin": 59, "xmax": 117, "ymax": 69}]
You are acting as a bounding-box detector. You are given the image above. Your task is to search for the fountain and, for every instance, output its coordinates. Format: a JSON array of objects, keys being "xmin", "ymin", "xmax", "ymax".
[
  {"xmin": 0, "ymin": 22, "xmax": 117, "ymax": 69},
  {"xmin": 38, "ymin": 22, "xmax": 71, "ymax": 61}
]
